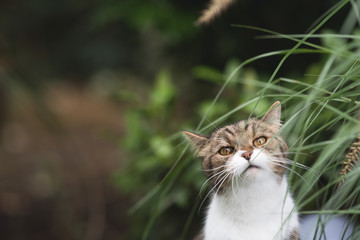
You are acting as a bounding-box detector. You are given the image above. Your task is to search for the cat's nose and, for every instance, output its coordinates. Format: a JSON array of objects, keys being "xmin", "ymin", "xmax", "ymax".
[{"xmin": 241, "ymin": 151, "xmax": 253, "ymax": 161}]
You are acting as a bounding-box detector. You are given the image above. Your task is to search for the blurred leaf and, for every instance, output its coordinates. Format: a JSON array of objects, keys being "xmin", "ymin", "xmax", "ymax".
[
  {"xmin": 198, "ymin": 100, "xmax": 230, "ymax": 121},
  {"xmin": 116, "ymin": 89, "xmax": 141, "ymax": 103},
  {"xmin": 224, "ymin": 58, "xmax": 241, "ymax": 87},
  {"xmin": 134, "ymin": 156, "xmax": 161, "ymax": 173},
  {"xmin": 91, "ymin": 0, "xmax": 196, "ymax": 42},
  {"xmin": 237, "ymin": 68, "xmax": 260, "ymax": 101},
  {"xmin": 192, "ymin": 65, "xmax": 224, "ymax": 83},
  {"xmin": 150, "ymin": 136, "xmax": 173, "ymax": 161},
  {"xmin": 171, "ymin": 187, "xmax": 190, "ymax": 208},
  {"xmin": 150, "ymin": 69, "xmax": 175, "ymax": 111},
  {"xmin": 321, "ymin": 29, "xmax": 347, "ymax": 51},
  {"xmin": 123, "ymin": 110, "xmax": 147, "ymax": 150},
  {"xmin": 113, "ymin": 170, "xmax": 142, "ymax": 193}
]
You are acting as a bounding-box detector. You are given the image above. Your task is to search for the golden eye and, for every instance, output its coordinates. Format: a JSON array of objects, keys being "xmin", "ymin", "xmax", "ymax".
[
  {"xmin": 219, "ymin": 147, "xmax": 235, "ymax": 156},
  {"xmin": 253, "ymin": 137, "xmax": 267, "ymax": 147}
]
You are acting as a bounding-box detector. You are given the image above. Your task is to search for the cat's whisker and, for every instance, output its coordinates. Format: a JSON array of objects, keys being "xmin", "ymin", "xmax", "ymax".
[
  {"xmin": 271, "ymin": 159, "xmax": 322, "ymax": 189},
  {"xmin": 287, "ymin": 161, "xmax": 311, "ymax": 171},
  {"xmin": 199, "ymin": 169, "xmax": 227, "ymax": 195},
  {"xmin": 202, "ymin": 165, "xmax": 226, "ymax": 172},
  {"xmin": 269, "ymin": 158, "xmax": 316, "ymax": 175},
  {"xmin": 198, "ymin": 186, "xmax": 215, "ymax": 214},
  {"xmin": 216, "ymin": 172, "xmax": 232, "ymax": 195},
  {"xmin": 228, "ymin": 167, "xmax": 246, "ymax": 197},
  {"xmin": 268, "ymin": 157, "xmax": 311, "ymax": 170},
  {"xmin": 212, "ymin": 170, "xmax": 231, "ymax": 196},
  {"xmin": 199, "ymin": 177, "xmax": 224, "ymax": 213},
  {"xmin": 272, "ymin": 151, "xmax": 310, "ymax": 157},
  {"xmin": 231, "ymin": 172, "xmax": 237, "ymax": 199},
  {"xmin": 199, "ymin": 169, "xmax": 231, "ymax": 211},
  {"xmin": 214, "ymin": 170, "xmax": 229, "ymax": 186},
  {"xmin": 274, "ymin": 160, "xmax": 310, "ymax": 171},
  {"xmin": 205, "ymin": 169, "xmax": 226, "ymax": 186},
  {"xmin": 271, "ymin": 160, "xmax": 312, "ymax": 177},
  {"xmin": 269, "ymin": 157, "xmax": 317, "ymax": 176},
  {"xmin": 269, "ymin": 161, "xmax": 311, "ymax": 187},
  {"xmin": 198, "ymin": 171, "xmax": 228, "ymax": 213}
]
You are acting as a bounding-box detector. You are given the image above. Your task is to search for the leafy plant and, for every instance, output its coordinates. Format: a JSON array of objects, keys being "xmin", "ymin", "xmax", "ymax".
[
  {"xmin": 119, "ymin": 0, "xmax": 360, "ymax": 239},
  {"xmin": 115, "ymin": 69, "xmax": 205, "ymax": 239}
]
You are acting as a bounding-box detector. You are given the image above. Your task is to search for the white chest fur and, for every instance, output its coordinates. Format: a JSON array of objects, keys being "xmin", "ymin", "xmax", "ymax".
[{"xmin": 204, "ymin": 176, "xmax": 298, "ymax": 240}]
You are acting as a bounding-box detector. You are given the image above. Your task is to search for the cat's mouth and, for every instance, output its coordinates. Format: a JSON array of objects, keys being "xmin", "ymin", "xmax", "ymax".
[
  {"xmin": 244, "ymin": 164, "xmax": 260, "ymax": 172},
  {"xmin": 239, "ymin": 164, "xmax": 261, "ymax": 177}
]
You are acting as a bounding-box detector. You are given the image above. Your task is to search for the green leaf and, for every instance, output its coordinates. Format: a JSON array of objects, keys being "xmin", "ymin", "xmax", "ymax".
[
  {"xmin": 123, "ymin": 110, "xmax": 147, "ymax": 150},
  {"xmin": 150, "ymin": 69, "xmax": 176, "ymax": 111},
  {"xmin": 192, "ymin": 65, "xmax": 224, "ymax": 84},
  {"xmin": 224, "ymin": 58, "xmax": 241, "ymax": 87},
  {"xmin": 150, "ymin": 136, "xmax": 173, "ymax": 162}
]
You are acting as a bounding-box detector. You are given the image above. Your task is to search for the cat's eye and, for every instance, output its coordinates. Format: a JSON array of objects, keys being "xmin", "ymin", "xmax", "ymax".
[
  {"xmin": 218, "ymin": 146, "xmax": 235, "ymax": 156},
  {"xmin": 253, "ymin": 137, "xmax": 267, "ymax": 147}
]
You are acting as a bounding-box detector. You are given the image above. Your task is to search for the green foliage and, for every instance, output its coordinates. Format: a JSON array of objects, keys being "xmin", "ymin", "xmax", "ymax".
[
  {"xmin": 149, "ymin": 70, "xmax": 176, "ymax": 114},
  {"xmin": 117, "ymin": 69, "xmax": 177, "ymax": 192},
  {"xmin": 115, "ymin": 69, "xmax": 204, "ymax": 239},
  {"xmin": 116, "ymin": 1, "xmax": 360, "ymax": 239},
  {"xmin": 91, "ymin": 0, "xmax": 197, "ymax": 42}
]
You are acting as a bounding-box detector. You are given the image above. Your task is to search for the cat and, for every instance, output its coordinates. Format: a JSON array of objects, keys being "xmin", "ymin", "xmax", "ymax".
[{"xmin": 183, "ymin": 101, "xmax": 299, "ymax": 240}]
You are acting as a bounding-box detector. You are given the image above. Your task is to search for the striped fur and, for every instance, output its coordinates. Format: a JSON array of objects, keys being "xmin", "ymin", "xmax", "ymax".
[
  {"xmin": 184, "ymin": 102, "xmax": 288, "ymax": 191},
  {"xmin": 183, "ymin": 101, "xmax": 299, "ymax": 240}
]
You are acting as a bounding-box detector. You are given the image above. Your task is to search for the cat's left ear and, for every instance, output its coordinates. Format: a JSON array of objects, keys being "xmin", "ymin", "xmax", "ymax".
[
  {"xmin": 182, "ymin": 130, "xmax": 208, "ymax": 150},
  {"xmin": 261, "ymin": 101, "xmax": 281, "ymax": 126}
]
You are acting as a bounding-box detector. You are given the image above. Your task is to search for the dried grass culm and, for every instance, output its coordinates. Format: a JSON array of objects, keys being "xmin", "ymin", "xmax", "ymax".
[
  {"xmin": 339, "ymin": 136, "xmax": 360, "ymax": 186},
  {"xmin": 196, "ymin": 0, "xmax": 237, "ymax": 25}
]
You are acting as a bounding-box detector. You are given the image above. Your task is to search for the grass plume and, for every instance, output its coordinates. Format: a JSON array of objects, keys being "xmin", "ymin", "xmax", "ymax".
[
  {"xmin": 339, "ymin": 136, "xmax": 360, "ymax": 186},
  {"xmin": 196, "ymin": 0, "xmax": 237, "ymax": 25}
]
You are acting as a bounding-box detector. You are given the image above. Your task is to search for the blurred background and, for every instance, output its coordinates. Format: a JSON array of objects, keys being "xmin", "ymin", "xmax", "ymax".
[{"xmin": 0, "ymin": 0, "xmax": 355, "ymax": 239}]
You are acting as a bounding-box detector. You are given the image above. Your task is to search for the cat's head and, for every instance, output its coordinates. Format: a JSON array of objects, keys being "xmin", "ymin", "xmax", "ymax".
[{"xmin": 183, "ymin": 101, "xmax": 288, "ymax": 191}]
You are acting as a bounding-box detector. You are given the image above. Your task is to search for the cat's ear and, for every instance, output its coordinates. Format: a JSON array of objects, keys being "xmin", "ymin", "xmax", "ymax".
[
  {"xmin": 182, "ymin": 130, "xmax": 208, "ymax": 150},
  {"xmin": 262, "ymin": 101, "xmax": 281, "ymax": 126}
]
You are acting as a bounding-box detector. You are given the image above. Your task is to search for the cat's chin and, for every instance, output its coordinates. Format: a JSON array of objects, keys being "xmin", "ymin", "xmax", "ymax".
[
  {"xmin": 232, "ymin": 164, "xmax": 261, "ymax": 179},
  {"xmin": 242, "ymin": 165, "xmax": 261, "ymax": 178}
]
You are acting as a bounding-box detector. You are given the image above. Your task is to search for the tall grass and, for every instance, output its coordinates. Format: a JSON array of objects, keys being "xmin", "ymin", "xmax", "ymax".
[{"xmin": 133, "ymin": 0, "xmax": 360, "ymax": 239}]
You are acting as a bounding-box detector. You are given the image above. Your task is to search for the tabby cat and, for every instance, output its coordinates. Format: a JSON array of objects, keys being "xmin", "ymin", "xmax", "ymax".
[{"xmin": 183, "ymin": 101, "xmax": 299, "ymax": 240}]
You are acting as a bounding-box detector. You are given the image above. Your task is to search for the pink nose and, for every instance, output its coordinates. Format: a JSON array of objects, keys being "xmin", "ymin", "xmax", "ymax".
[{"xmin": 242, "ymin": 151, "xmax": 253, "ymax": 161}]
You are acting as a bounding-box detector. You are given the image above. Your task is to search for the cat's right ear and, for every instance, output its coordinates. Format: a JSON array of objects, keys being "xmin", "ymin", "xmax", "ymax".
[
  {"xmin": 182, "ymin": 130, "xmax": 208, "ymax": 150},
  {"xmin": 262, "ymin": 101, "xmax": 281, "ymax": 126}
]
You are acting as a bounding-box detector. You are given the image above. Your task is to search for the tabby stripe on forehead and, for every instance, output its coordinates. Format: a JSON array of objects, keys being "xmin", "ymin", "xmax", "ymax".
[
  {"xmin": 224, "ymin": 127, "xmax": 235, "ymax": 136},
  {"xmin": 222, "ymin": 134, "xmax": 232, "ymax": 145},
  {"xmin": 251, "ymin": 123, "xmax": 256, "ymax": 136},
  {"xmin": 242, "ymin": 122, "xmax": 255, "ymax": 137},
  {"xmin": 244, "ymin": 122, "xmax": 250, "ymax": 132}
]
